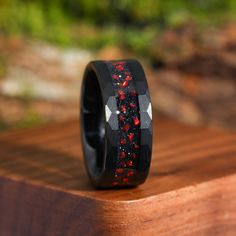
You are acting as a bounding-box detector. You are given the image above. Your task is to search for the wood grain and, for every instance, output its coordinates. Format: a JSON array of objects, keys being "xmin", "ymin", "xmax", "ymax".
[{"xmin": 0, "ymin": 115, "xmax": 236, "ymax": 235}]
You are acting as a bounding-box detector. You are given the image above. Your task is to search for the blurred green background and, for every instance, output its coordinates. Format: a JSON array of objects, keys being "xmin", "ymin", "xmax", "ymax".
[
  {"xmin": 1, "ymin": 0, "xmax": 236, "ymax": 131},
  {"xmin": 0, "ymin": 0, "xmax": 235, "ymax": 51}
]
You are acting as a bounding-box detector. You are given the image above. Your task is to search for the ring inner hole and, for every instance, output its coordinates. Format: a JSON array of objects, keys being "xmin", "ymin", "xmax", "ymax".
[{"xmin": 83, "ymin": 70, "xmax": 105, "ymax": 173}]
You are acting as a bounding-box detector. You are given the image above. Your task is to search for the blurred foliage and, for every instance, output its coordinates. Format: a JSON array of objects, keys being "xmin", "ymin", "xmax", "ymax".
[
  {"xmin": 0, "ymin": 55, "xmax": 7, "ymax": 79},
  {"xmin": 0, "ymin": 121, "xmax": 8, "ymax": 131},
  {"xmin": 0, "ymin": 0, "xmax": 236, "ymax": 51},
  {"xmin": 0, "ymin": 0, "xmax": 236, "ymax": 130},
  {"xmin": 0, "ymin": 109, "xmax": 46, "ymax": 131},
  {"xmin": 14, "ymin": 109, "xmax": 46, "ymax": 129}
]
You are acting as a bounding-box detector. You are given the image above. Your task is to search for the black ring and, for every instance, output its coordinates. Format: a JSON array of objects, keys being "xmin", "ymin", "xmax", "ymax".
[{"xmin": 80, "ymin": 59, "xmax": 152, "ymax": 188}]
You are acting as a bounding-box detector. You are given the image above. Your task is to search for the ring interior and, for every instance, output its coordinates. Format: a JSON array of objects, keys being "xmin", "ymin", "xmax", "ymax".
[{"xmin": 82, "ymin": 69, "xmax": 105, "ymax": 176}]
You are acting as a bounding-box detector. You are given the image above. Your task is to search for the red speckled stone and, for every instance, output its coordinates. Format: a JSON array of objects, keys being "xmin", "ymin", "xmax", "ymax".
[
  {"xmin": 118, "ymin": 90, "xmax": 125, "ymax": 100},
  {"xmin": 122, "ymin": 123, "xmax": 130, "ymax": 132},
  {"xmin": 120, "ymin": 138, "xmax": 126, "ymax": 145},
  {"xmin": 128, "ymin": 132, "xmax": 134, "ymax": 141},
  {"xmin": 113, "ymin": 74, "xmax": 119, "ymax": 80},
  {"xmin": 127, "ymin": 160, "xmax": 133, "ymax": 167},
  {"xmin": 116, "ymin": 64, "xmax": 124, "ymax": 71},
  {"xmin": 119, "ymin": 161, "xmax": 126, "ymax": 168},
  {"xmin": 130, "ymin": 102, "xmax": 136, "ymax": 109},
  {"xmin": 119, "ymin": 114, "xmax": 125, "ymax": 122},
  {"xmin": 121, "ymin": 105, "xmax": 126, "ymax": 113},
  {"xmin": 131, "ymin": 153, "xmax": 137, "ymax": 159},
  {"xmin": 130, "ymin": 90, "xmax": 136, "ymax": 97},
  {"xmin": 133, "ymin": 117, "xmax": 140, "ymax": 126},
  {"xmin": 119, "ymin": 151, "xmax": 126, "ymax": 159},
  {"xmin": 127, "ymin": 170, "xmax": 134, "ymax": 177},
  {"xmin": 109, "ymin": 60, "xmax": 142, "ymax": 186},
  {"xmin": 116, "ymin": 168, "xmax": 124, "ymax": 174},
  {"xmin": 121, "ymin": 80, "xmax": 129, "ymax": 88},
  {"xmin": 125, "ymin": 75, "xmax": 132, "ymax": 81}
]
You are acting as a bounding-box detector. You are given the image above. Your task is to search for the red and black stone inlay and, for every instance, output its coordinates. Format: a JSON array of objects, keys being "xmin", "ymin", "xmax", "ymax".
[{"xmin": 107, "ymin": 61, "xmax": 140, "ymax": 186}]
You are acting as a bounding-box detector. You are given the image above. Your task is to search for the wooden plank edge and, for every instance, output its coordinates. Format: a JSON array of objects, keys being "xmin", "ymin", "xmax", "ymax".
[{"xmin": 0, "ymin": 172, "xmax": 236, "ymax": 235}]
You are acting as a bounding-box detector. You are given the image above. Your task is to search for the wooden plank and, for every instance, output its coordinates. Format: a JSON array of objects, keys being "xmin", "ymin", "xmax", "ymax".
[{"xmin": 0, "ymin": 116, "xmax": 236, "ymax": 235}]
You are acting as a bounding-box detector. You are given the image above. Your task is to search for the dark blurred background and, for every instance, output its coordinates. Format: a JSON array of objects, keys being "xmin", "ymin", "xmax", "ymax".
[{"xmin": 0, "ymin": 0, "xmax": 236, "ymax": 131}]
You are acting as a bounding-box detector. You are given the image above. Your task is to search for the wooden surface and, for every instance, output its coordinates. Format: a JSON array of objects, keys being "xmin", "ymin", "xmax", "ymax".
[{"xmin": 0, "ymin": 115, "xmax": 236, "ymax": 236}]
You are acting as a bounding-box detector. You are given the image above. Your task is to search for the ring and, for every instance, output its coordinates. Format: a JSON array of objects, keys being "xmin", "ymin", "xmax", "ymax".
[{"xmin": 80, "ymin": 59, "xmax": 152, "ymax": 188}]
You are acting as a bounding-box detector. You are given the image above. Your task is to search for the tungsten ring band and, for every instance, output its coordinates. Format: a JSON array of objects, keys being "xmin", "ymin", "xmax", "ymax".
[{"xmin": 80, "ymin": 60, "xmax": 152, "ymax": 188}]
